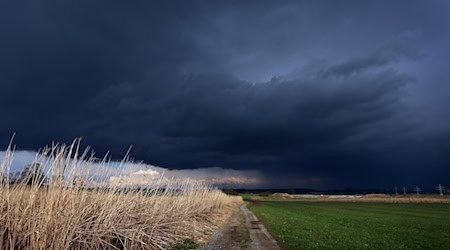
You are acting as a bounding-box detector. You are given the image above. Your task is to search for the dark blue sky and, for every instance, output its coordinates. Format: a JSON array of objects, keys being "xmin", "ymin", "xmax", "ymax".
[{"xmin": 1, "ymin": 1, "xmax": 449, "ymax": 188}]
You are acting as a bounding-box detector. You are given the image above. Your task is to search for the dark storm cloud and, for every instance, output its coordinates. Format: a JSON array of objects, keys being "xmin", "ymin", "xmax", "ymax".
[
  {"xmin": 322, "ymin": 30, "xmax": 423, "ymax": 78},
  {"xmin": 1, "ymin": 0, "xmax": 450, "ymax": 188}
]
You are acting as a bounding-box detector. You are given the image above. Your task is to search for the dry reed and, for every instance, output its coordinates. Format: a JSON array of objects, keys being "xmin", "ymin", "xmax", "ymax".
[{"xmin": 0, "ymin": 141, "xmax": 242, "ymax": 249}]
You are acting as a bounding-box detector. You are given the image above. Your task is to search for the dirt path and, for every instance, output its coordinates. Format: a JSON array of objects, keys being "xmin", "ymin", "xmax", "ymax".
[
  {"xmin": 241, "ymin": 205, "xmax": 280, "ymax": 250},
  {"xmin": 201, "ymin": 204, "xmax": 280, "ymax": 250}
]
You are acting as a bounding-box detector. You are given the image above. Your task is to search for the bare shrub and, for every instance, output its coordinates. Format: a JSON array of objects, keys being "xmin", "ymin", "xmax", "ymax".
[{"xmin": 223, "ymin": 189, "xmax": 239, "ymax": 196}]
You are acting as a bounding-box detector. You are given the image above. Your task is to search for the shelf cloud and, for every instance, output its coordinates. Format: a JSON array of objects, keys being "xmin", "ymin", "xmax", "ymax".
[{"xmin": 1, "ymin": 1, "xmax": 450, "ymax": 188}]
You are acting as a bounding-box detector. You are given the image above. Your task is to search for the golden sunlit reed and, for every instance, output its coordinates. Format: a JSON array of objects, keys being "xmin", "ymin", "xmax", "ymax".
[{"xmin": 0, "ymin": 141, "xmax": 241, "ymax": 249}]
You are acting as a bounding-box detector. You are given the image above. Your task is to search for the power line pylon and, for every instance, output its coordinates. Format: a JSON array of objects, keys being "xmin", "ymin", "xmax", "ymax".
[
  {"xmin": 414, "ymin": 186, "xmax": 421, "ymax": 195},
  {"xmin": 436, "ymin": 184, "xmax": 446, "ymax": 196}
]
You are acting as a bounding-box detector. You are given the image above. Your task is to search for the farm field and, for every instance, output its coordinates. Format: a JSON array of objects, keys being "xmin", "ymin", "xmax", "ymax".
[{"xmin": 249, "ymin": 201, "xmax": 450, "ymax": 249}]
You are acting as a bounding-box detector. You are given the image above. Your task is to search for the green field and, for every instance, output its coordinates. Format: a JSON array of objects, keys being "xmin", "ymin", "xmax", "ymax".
[{"xmin": 249, "ymin": 202, "xmax": 450, "ymax": 249}]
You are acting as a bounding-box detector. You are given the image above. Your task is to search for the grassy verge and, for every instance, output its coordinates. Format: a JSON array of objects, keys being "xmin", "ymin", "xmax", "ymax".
[
  {"xmin": 237, "ymin": 209, "xmax": 251, "ymax": 249},
  {"xmin": 249, "ymin": 201, "xmax": 450, "ymax": 249}
]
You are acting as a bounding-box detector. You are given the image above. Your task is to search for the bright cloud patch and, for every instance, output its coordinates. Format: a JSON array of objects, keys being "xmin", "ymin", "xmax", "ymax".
[{"xmin": 1, "ymin": 150, "xmax": 263, "ymax": 188}]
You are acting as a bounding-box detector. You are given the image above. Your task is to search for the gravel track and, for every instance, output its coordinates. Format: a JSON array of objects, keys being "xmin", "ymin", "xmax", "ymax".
[{"xmin": 201, "ymin": 204, "xmax": 280, "ymax": 250}]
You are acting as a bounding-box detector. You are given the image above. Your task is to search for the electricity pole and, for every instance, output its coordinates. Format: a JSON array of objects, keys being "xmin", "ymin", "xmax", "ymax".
[
  {"xmin": 395, "ymin": 186, "xmax": 398, "ymax": 196},
  {"xmin": 414, "ymin": 186, "xmax": 421, "ymax": 195},
  {"xmin": 402, "ymin": 186, "xmax": 407, "ymax": 195},
  {"xmin": 436, "ymin": 184, "xmax": 446, "ymax": 196}
]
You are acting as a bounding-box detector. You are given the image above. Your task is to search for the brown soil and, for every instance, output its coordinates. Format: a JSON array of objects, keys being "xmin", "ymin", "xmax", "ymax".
[
  {"xmin": 251, "ymin": 197, "xmax": 450, "ymax": 204},
  {"xmin": 200, "ymin": 205, "xmax": 251, "ymax": 250},
  {"xmin": 241, "ymin": 205, "xmax": 281, "ymax": 250},
  {"xmin": 201, "ymin": 204, "xmax": 280, "ymax": 250},
  {"xmin": 248, "ymin": 201, "xmax": 262, "ymax": 206}
]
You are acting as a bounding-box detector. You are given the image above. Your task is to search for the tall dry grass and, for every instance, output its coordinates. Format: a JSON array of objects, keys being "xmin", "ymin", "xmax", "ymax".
[{"xmin": 0, "ymin": 141, "xmax": 242, "ymax": 249}]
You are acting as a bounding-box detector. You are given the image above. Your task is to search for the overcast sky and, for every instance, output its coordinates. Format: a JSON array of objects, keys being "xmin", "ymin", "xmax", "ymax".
[{"xmin": 1, "ymin": 1, "xmax": 449, "ymax": 188}]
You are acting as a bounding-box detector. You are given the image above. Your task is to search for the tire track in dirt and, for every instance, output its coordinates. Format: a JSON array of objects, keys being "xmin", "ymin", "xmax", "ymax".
[
  {"xmin": 201, "ymin": 204, "xmax": 280, "ymax": 250},
  {"xmin": 241, "ymin": 204, "xmax": 281, "ymax": 250}
]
